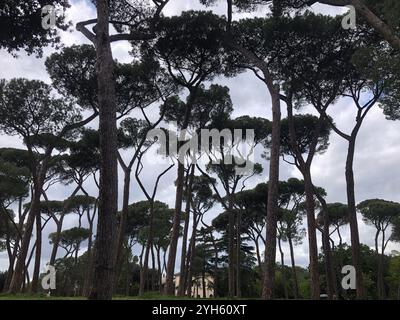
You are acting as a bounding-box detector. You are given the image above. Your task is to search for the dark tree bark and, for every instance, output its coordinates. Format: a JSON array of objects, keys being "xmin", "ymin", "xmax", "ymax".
[
  {"xmin": 278, "ymin": 235, "xmax": 288, "ymax": 299},
  {"xmin": 227, "ymin": 193, "xmax": 236, "ymax": 297},
  {"xmin": 262, "ymin": 85, "xmax": 281, "ymax": 300},
  {"xmin": 88, "ymin": 0, "xmax": 118, "ymax": 300},
  {"xmin": 9, "ymin": 173, "xmax": 46, "ymax": 293},
  {"xmin": 30, "ymin": 212, "xmax": 42, "ymax": 293},
  {"xmin": 178, "ymin": 165, "xmax": 195, "ymax": 296},
  {"xmin": 315, "ymin": 190, "xmax": 338, "ymax": 299},
  {"xmin": 165, "ymin": 88, "xmax": 198, "ymax": 295},
  {"xmin": 302, "ymin": 171, "xmax": 320, "ymax": 299},
  {"xmin": 236, "ymin": 208, "xmax": 242, "ymax": 298},
  {"xmin": 287, "ymin": 235, "xmax": 299, "ymax": 299},
  {"xmin": 345, "ymin": 134, "xmax": 365, "ymax": 299},
  {"xmin": 139, "ymin": 203, "xmax": 155, "ymax": 295}
]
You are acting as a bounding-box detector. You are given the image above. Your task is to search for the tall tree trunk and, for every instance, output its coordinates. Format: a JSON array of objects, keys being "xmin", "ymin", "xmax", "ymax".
[
  {"xmin": 227, "ymin": 194, "xmax": 235, "ymax": 297},
  {"xmin": 236, "ymin": 209, "xmax": 241, "ymax": 298},
  {"xmin": 345, "ymin": 135, "xmax": 364, "ymax": 299},
  {"xmin": 156, "ymin": 246, "xmax": 162, "ymax": 293},
  {"xmin": 114, "ymin": 169, "xmax": 131, "ymax": 288},
  {"xmin": 315, "ymin": 190, "xmax": 337, "ymax": 299},
  {"xmin": 165, "ymin": 88, "xmax": 197, "ymax": 295},
  {"xmin": 88, "ymin": 0, "xmax": 118, "ymax": 300},
  {"xmin": 31, "ymin": 212, "xmax": 42, "ymax": 293},
  {"xmin": 9, "ymin": 178, "xmax": 44, "ymax": 293},
  {"xmin": 83, "ymin": 211, "xmax": 95, "ymax": 297},
  {"xmin": 262, "ymin": 85, "xmax": 281, "ymax": 300},
  {"xmin": 186, "ymin": 212, "xmax": 198, "ymax": 297},
  {"xmin": 139, "ymin": 201, "xmax": 155, "ymax": 295},
  {"xmin": 178, "ymin": 165, "xmax": 195, "ymax": 296},
  {"xmin": 302, "ymin": 170, "xmax": 320, "ymax": 300},
  {"xmin": 288, "ymin": 235, "xmax": 299, "ymax": 299},
  {"xmin": 378, "ymin": 229, "xmax": 386, "ymax": 299},
  {"xmin": 278, "ymin": 236, "xmax": 288, "ymax": 299},
  {"xmin": 151, "ymin": 245, "xmax": 156, "ymax": 291},
  {"xmin": 202, "ymin": 254, "xmax": 206, "ymax": 298}
]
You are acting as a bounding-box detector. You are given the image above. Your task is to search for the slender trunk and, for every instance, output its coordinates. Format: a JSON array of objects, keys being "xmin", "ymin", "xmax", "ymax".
[
  {"xmin": 151, "ymin": 245, "xmax": 156, "ymax": 291},
  {"xmin": 255, "ymin": 237, "xmax": 262, "ymax": 268},
  {"xmin": 262, "ymin": 86, "xmax": 281, "ymax": 299},
  {"xmin": 9, "ymin": 178, "xmax": 44, "ymax": 293},
  {"xmin": 302, "ymin": 170, "xmax": 320, "ymax": 299},
  {"xmin": 83, "ymin": 213, "xmax": 95, "ymax": 297},
  {"xmin": 165, "ymin": 88, "xmax": 197, "ymax": 295},
  {"xmin": 278, "ymin": 236, "xmax": 288, "ymax": 299},
  {"xmin": 236, "ymin": 209, "xmax": 241, "ymax": 298},
  {"xmin": 345, "ymin": 135, "xmax": 364, "ymax": 299},
  {"xmin": 378, "ymin": 229, "xmax": 386, "ymax": 299},
  {"xmin": 139, "ymin": 201, "xmax": 156, "ymax": 295},
  {"xmin": 114, "ymin": 169, "xmax": 131, "ymax": 286},
  {"xmin": 288, "ymin": 235, "xmax": 299, "ymax": 299},
  {"xmin": 213, "ymin": 247, "xmax": 218, "ymax": 298},
  {"xmin": 227, "ymin": 193, "xmax": 235, "ymax": 297},
  {"xmin": 125, "ymin": 249, "xmax": 130, "ymax": 296},
  {"xmin": 202, "ymin": 256, "xmax": 206, "ymax": 298},
  {"xmin": 88, "ymin": 0, "xmax": 118, "ymax": 300},
  {"xmin": 315, "ymin": 191, "xmax": 337, "ymax": 299},
  {"xmin": 31, "ymin": 212, "xmax": 42, "ymax": 293},
  {"xmin": 186, "ymin": 210, "xmax": 199, "ymax": 296},
  {"xmin": 178, "ymin": 165, "xmax": 195, "ymax": 296},
  {"xmin": 156, "ymin": 246, "xmax": 162, "ymax": 293}
]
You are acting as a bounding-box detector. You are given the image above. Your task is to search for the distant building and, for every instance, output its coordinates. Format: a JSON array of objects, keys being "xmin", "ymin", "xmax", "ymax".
[{"xmin": 161, "ymin": 273, "xmax": 214, "ymax": 298}]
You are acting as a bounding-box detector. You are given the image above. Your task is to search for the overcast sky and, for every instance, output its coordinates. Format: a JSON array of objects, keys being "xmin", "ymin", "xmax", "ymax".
[{"xmin": 1, "ymin": 0, "xmax": 399, "ymax": 274}]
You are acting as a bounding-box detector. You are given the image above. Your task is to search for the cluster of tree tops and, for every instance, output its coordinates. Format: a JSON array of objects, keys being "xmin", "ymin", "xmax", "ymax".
[{"xmin": 0, "ymin": 0, "xmax": 400, "ymax": 299}]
